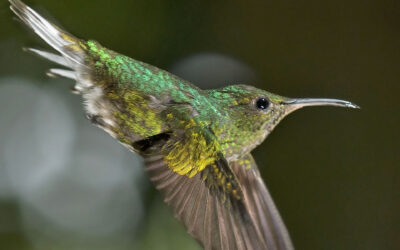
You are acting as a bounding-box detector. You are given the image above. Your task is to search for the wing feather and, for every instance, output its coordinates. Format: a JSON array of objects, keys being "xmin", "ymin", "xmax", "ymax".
[
  {"xmin": 232, "ymin": 154, "xmax": 294, "ymax": 250},
  {"xmin": 216, "ymin": 196, "xmax": 230, "ymax": 249},
  {"xmin": 144, "ymin": 154, "xmax": 281, "ymax": 250}
]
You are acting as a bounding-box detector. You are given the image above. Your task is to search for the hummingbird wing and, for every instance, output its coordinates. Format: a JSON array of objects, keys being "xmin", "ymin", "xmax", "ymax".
[
  {"xmin": 231, "ymin": 154, "xmax": 294, "ymax": 250},
  {"xmin": 142, "ymin": 124, "xmax": 293, "ymax": 250},
  {"xmin": 144, "ymin": 153, "xmax": 263, "ymax": 250}
]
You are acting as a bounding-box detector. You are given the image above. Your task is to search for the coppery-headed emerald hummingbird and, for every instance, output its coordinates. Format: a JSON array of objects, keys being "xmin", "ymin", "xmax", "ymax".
[{"xmin": 10, "ymin": 0, "xmax": 359, "ymax": 249}]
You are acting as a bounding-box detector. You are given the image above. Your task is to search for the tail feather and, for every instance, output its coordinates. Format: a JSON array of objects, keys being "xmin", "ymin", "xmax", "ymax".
[
  {"xmin": 47, "ymin": 68, "xmax": 76, "ymax": 80},
  {"xmin": 25, "ymin": 48, "xmax": 70, "ymax": 68},
  {"xmin": 9, "ymin": 0, "xmax": 86, "ymax": 68},
  {"xmin": 9, "ymin": 0, "xmax": 95, "ymax": 92}
]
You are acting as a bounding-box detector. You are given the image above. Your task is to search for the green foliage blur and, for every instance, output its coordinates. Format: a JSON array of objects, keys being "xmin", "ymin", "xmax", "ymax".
[{"xmin": 0, "ymin": 0, "xmax": 399, "ymax": 249}]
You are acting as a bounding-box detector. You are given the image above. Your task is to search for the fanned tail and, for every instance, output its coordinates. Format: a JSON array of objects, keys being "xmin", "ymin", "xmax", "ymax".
[{"xmin": 9, "ymin": 0, "xmax": 91, "ymax": 92}]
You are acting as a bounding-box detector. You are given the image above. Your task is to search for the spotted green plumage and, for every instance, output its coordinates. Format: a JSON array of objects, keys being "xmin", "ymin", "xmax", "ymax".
[
  {"xmin": 83, "ymin": 40, "xmax": 290, "ymax": 160},
  {"xmin": 10, "ymin": 1, "xmax": 358, "ymax": 249},
  {"xmin": 79, "ymin": 39, "xmax": 290, "ymax": 171}
]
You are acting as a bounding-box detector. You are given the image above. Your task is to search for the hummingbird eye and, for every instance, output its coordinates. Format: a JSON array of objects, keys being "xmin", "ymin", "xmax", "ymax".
[{"xmin": 255, "ymin": 97, "xmax": 269, "ymax": 110}]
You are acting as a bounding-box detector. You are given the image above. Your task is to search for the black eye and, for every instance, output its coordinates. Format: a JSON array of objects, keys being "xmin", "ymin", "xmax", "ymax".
[{"xmin": 256, "ymin": 97, "xmax": 269, "ymax": 110}]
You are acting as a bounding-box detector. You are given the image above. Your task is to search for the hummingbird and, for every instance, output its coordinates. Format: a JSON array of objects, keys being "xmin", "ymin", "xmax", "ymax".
[{"xmin": 9, "ymin": 0, "xmax": 359, "ymax": 249}]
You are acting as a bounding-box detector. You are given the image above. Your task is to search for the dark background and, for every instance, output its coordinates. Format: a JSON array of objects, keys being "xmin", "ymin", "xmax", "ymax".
[{"xmin": 0, "ymin": 0, "xmax": 399, "ymax": 249}]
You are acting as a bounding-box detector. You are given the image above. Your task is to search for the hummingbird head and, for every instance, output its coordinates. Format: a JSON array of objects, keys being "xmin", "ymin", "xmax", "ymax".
[{"xmin": 209, "ymin": 84, "xmax": 359, "ymax": 157}]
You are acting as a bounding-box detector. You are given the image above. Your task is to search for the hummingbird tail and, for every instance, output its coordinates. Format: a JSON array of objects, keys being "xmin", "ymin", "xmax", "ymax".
[{"xmin": 10, "ymin": 0, "xmax": 91, "ymax": 90}]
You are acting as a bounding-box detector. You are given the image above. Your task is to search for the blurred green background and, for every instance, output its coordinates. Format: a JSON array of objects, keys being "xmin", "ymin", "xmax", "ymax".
[{"xmin": 0, "ymin": 0, "xmax": 399, "ymax": 249}]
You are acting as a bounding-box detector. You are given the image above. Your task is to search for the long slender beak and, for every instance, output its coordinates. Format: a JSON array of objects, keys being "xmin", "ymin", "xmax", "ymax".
[{"xmin": 283, "ymin": 98, "xmax": 360, "ymax": 110}]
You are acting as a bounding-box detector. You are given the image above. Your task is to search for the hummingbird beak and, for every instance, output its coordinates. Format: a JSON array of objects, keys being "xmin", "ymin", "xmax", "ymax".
[{"xmin": 282, "ymin": 98, "xmax": 360, "ymax": 112}]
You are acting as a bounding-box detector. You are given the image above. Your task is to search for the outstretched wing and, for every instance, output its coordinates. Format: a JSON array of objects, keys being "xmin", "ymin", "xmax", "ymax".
[
  {"xmin": 141, "ymin": 122, "xmax": 293, "ymax": 250},
  {"xmin": 144, "ymin": 154, "xmax": 266, "ymax": 250},
  {"xmin": 231, "ymin": 154, "xmax": 294, "ymax": 250}
]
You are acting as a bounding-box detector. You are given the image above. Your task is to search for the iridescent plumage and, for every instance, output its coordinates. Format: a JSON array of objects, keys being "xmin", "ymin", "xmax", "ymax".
[{"xmin": 10, "ymin": 1, "xmax": 358, "ymax": 249}]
